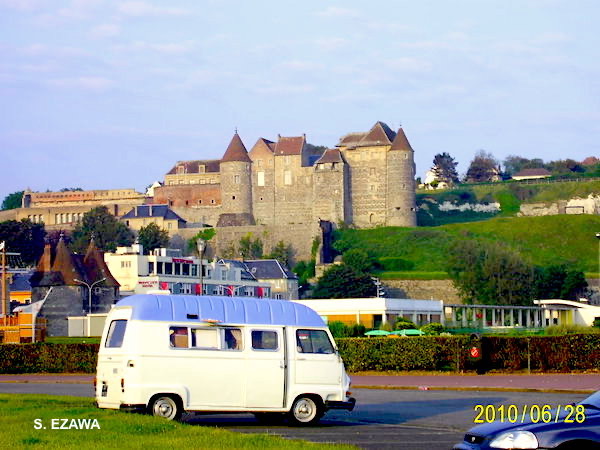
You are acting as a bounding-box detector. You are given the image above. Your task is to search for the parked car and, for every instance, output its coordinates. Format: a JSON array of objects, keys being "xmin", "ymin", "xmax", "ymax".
[{"xmin": 453, "ymin": 390, "xmax": 600, "ymax": 449}]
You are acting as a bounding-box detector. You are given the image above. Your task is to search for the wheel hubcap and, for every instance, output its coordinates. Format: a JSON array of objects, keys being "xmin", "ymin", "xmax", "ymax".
[{"xmin": 294, "ymin": 399, "xmax": 316, "ymax": 421}]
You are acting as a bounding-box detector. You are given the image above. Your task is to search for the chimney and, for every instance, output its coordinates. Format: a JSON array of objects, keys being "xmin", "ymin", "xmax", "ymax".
[
  {"xmin": 134, "ymin": 206, "xmax": 138, "ymax": 217},
  {"xmin": 149, "ymin": 205, "xmax": 152, "ymax": 216}
]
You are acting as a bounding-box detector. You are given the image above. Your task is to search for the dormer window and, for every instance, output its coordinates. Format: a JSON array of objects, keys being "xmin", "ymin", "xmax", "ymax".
[
  {"xmin": 176, "ymin": 165, "xmax": 185, "ymax": 174},
  {"xmin": 198, "ymin": 164, "xmax": 205, "ymax": 173}
]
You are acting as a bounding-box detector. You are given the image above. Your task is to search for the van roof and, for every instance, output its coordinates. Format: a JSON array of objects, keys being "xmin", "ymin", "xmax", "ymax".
[{"xmin": 116, "ymin": 295, "xmax": 325, "ymax": 327}]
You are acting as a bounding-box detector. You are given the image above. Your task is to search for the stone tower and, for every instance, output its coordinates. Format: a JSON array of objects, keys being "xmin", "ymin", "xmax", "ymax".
[
  {"xmin": 386, "ymin": 128, "xmax": 417, "ymax": 226},
  {"xmin": 218, "ymin": 132, "xmax": 255, "ymax": 226},
  {"xmin": 312, "ymin": 148, "xmax": 349, "ymax": 224}
]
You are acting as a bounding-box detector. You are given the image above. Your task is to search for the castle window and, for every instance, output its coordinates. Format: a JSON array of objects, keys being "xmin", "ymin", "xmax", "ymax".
[
  {"xmin": 404, "ymin": 153, "xmax": 408, "ymax": 159},
  {"xmin": 232, "ymin": 196, "xmax": 236, "ymax": 200},
  {"xmin": 177, "ymin": 165, "xmax": 185, "ymax": 174},
  {"xmin": 260, "ymin": 197, "xmax": 263, "ymax": 201},
  {"xmin": 284, "ymin": 155, "xmax": 291, "ymax": 166},
  {"xmin": 257, "ymin": 171, "xmax": 265, "ymax": 186},
  {"xmin": 370, "ymin": 168, "xmax": 376, "ymax": 176},
  {"xmin": 256, "ymin": 159, "xmax": 262, "ymax": 168},
  {"xmin": 198, "ymin": 199, "xmax": 202, "ymax": 204},
  {"xmin": 234, "ymin": 175, "xmax": 240, "ymax": 184},
  {"xmin": 402, "ymin": 183, "xmax": 406, "ymax": 189},
  {"xmin": 284, "ymin": 170, "xmax": 292, "ymax": 185},
  {"xmin": 370, "ymin": 185, "xmax": 375, "ymax": 192},
  {"xmin": 211, "ymin": 199, "xmax": 215, "ymax": 204}
]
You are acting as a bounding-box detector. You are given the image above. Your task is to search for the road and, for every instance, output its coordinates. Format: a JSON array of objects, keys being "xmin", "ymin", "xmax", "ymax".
[{"xmin": 0, "ymin": 382, "xmax": 589, "ymax": 449}]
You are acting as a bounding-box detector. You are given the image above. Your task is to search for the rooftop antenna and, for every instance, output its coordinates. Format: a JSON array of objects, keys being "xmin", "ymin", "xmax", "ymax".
[{"xmin": 234, "ymin": 126, "xmax": 238, "ymax": 134}]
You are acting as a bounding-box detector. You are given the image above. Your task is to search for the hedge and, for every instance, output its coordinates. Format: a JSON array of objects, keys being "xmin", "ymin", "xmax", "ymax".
[
  {"xmin": 1, "ymin": 335, "xmax": 599, "ymax": 373},
  {"xmin": 337, "ymin": 335, "xmax": 600, "ymax": 373},
  {"xmin": 0, "ymin": 344, "xmax": 99, "ymax": 374}
]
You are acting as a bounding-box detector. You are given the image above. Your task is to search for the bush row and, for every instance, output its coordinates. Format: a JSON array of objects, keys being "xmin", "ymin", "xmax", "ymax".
[
  {"xmin": 0, "ymin": 343, "xmax": 99, "ymax": 374},
  {"xmin": 337, "ymin": 334, "xmax": 600, "ymax": 373},
  {"xmin": 1, "ymin": 335, "xmax": 599, "ymax": 373}
]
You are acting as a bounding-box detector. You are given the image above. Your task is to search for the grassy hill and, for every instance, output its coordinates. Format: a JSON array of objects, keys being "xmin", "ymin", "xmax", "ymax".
[
  {"xmin": 335, "ymin": 215, "xmax": 600, "ymax": 276},
  {"xmin": 416, "ymin": 179, "xmax": 600, "ymax": 226}
]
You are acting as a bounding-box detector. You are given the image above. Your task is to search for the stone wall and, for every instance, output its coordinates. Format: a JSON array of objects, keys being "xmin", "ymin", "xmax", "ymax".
[
  {"xmin": 153, "ymin": 184, "xmax": 222, "ymax": 211},
  {"xmin": 519, "ymin": 195, "xmax": 599, "ymax": 216},
  {"xmin": 382, "ymin": 279, "xmax": 461, "ymax": 304}
]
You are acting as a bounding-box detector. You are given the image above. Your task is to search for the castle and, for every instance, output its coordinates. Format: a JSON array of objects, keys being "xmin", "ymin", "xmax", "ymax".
[{"xmin": 153, "ymin": 121, "xmax": 417, "ymax": 229}]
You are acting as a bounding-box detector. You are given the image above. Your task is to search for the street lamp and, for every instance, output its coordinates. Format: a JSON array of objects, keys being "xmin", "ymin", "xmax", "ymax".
[
  {"xmin": 596, "ymin": 233, "xmax": 600, "ymax": 292},
  {"xmin": 74, "ymin": 277, "xmax": 106, "ymax": 314},
  {"xmin": 196, "ymin": 238, "xmax": 206, "ymax": 296}
]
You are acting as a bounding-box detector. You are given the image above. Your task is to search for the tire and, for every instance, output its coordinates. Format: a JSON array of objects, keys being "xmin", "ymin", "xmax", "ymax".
[
  {"xmin": 149, "ymin": 395, "xmax": 182, "ymax": 421},
  {"xmin": 253, "ymin": 412, "xmax": 286, "ymax": 424},
  {"xmin": 287, "ymin": 396, "xmax": 323, "ymax": 426}
]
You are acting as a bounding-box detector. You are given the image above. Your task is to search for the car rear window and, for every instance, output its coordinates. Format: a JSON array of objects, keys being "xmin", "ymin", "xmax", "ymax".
[{"xmin": 105, "ymin": 320, "xmax": 127, "ymax": 348}]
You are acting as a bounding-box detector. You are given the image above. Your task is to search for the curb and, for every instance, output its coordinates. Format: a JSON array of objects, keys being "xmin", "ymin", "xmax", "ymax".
[{"xmin": 353, "ymin": 384, "xmax": 595, "ymax": 394}]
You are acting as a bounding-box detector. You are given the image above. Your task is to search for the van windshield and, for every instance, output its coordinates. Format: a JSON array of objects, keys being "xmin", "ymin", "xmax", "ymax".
[{"xmin": 105, "ymin": 320, "xmax": 127, "ymax": 348}]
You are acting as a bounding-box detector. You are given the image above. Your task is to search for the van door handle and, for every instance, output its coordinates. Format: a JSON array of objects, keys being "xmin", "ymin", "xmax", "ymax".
[
  {"xmin": 297, "ymin": 358, "xmax": 306, "ymax": 361},
  {"xmin": 280, "ymin": 361, "xmax": 286, "ymax": 368}
]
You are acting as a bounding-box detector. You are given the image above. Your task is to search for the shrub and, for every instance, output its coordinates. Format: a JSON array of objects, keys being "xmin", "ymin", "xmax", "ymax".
[
  {"xmin": 420, "ymin": 322, "xmax": 445, "ymax": 335},
  {"xmin": 0, "ymin": 343, "xmax": 98, "ymax": 374},
  {"xmin": 395, "ymin": 317, "xmax": 417, "ymax": 330},
  {"xmin": 377, "ymin": 257, "xmax": 415, "ymax": 271}
]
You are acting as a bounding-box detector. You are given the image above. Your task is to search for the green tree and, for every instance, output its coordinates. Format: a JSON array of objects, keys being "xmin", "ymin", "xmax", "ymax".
[
  {"xmin": 138, "ymin": 223, "xmax": 170, "ymax": 254},
  {"xmin": 187, "ymin": 228, "xmax": 216, "ymax": 254},
  {"xmin": 267, "ymin": 240, "xmax": 293, "ymax": 267},
  {"xmin": 71, "ymin": 206, "xmax": 134, "ymax": 253},
  {"xmin": 431, "ymin": 152, "xmax": 459, "ymax": 185},
  {"xmin": 312, "ymin": 265, "xmax": 376, "ymax": 299},
  {"xmin": 533, "ymin": 265, "xmax": 588, "ymax": 300},
  {"xmin": 238, "ymin": 233, "xmax": 263, "ymax": 259},
  {"xmin": 465, "ymin": 150, "xmax": 501, "ymax": 182},
  {"xmin": 342, "ymin": 248, "xmax": 374, "ymax": 273},
  {"xmin": 446, "ymin": 239, "xmax": 534, "ymax": 305},
  {"xmin": 0, "ymin": 219, "xmax": 45, "ymax": 265},
  {"xmin": 1, "ymin": 191, "xmax": 24, "ymax": 210}
]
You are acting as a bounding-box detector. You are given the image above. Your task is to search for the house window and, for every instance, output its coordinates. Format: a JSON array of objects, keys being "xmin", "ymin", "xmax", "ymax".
[
  {"xmin": 200, "ymin": 179, "xmax": 206, "ymax": 184},
  {"xmin": 257, "ymin": 171, "xmax": 265, "ymax": 186},
  {"xmin": 191, "ymin": 265, "xmax": 198, "ymax": 277},
  {"xmin": 182, "ymin": 264, "xmax": 190, "ymax": 276},
  {"xmin": 148, "ymin": 262, "xmax": 155, "ymax": 274},
  {"xmin": 174, "ymin": 264, "xmax": 181, "ymax": 275},
  {"xmin": 284, "ymin": 170, "xmax": 292, "ymax": 185},
  {"xmin": 164, "ymin": 262, "xmax": 173, "ymax": 274},
  {"xmin": 177, "ymin": 165, "xmax": 185, "ymax": 174},
  {"xmin": 198, "ymin": 164, "xmax": 205, "ymax": 173},
  {"xmin": 284, "ymin": 155, "xmax": 291, "ymax": 166},
  {"xmin": 157, "ymin": 262, "xmax": 163, "ymax": 274}
]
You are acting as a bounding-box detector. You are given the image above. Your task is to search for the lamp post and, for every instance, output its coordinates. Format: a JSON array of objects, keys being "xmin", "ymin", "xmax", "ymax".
[
  {"xmin": 596, "ymin": 233, "xmax": 600, "ymax": 293},
  {"xmin": 196, "ymin": 238, "xmax": 206, "ymax": 296},
  {"xmin": 74, "ymin": 277, "xmax": 107, "ymax": 314}
]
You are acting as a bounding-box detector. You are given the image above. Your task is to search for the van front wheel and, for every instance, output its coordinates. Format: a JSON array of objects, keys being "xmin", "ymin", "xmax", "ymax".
[
  {"xmin": 149, "ymin": 395, "xmax": 182, "ymax": 421},
  {"xmin": 288, "ymin": 396, "xmax": 322, "ymax": 426}
]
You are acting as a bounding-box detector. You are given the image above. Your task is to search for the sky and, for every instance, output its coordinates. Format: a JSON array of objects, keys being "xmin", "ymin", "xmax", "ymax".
[{"xmin": 1, "ymin": 0, "xmax": 599, "ymax": 200}]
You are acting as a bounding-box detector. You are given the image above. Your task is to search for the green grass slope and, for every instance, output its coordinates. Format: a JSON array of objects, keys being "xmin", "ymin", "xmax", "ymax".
[{"xmin": 336, "ymin": 215, "xmax": 600, "ymax": 275}]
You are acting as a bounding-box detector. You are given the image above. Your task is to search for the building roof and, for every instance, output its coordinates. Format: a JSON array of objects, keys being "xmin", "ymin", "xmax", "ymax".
[
  {"xmin": 83, "ymin": 239, "xmax": 120, "ymax": 287},
  {"xmin": 121, "ymin": 205, "xmax": 186, "ymax": 222},
  {"xmin": 390, "ymin": 128, "xmax": 414, "ymax": 151},
  {"xmin": 10, "ymin": 271, "xmax": 34, "ymax": 292},
  {"xmin": 513, "ymin": 168, "xmax": 551, "ymax": 178},
  {"xmin": 166, "ymin": 159, "xmax": 220, "ymax": 175},
  {"xmin": 221, "ymin": 133, "xmax": 251, "ymax": 163},
  {"xmin": 116, "ymin": 294, "xmax": 324, "ymax": 326},
  {"xmin": 336, "ymin": 122, "xmax": 397, "ymax": 148},
  {"xmin": 217, "ymin": 259, "xmax": 257, "ymax": 281},
  {"xmin": 274, "ymin": 136, "xmax": 305, "ymax": 156},
  {"xmin": 51, "ymin": 238, "xmax": 81, "ymax": 285},
  {"xmin": 243, "ymin": 259, "xmax": 298, "ymax": 280},
  {"xmin": 315, "ymin": 148, "xmax": 344, "ymax": 164}
]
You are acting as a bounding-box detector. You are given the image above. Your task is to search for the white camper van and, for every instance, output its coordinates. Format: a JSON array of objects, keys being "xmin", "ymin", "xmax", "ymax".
[{"xmin": 95, "ymin": 294, "xmax": 355, "ymax": 425}]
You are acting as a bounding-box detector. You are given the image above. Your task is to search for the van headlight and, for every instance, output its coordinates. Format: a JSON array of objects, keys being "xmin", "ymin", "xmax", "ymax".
[{"xmin": 489, "ymin": 431, "xmax": 538, "ymax": 449}]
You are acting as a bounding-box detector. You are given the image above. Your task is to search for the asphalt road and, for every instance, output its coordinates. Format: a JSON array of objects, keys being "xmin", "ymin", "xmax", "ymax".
[{"xmin": 0, "ymin": 383, "xmax": 589, "ymax": 450}]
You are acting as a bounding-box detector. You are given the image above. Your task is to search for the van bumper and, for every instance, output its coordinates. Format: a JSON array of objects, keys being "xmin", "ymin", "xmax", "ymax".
[
  {"xmin": 119, "ymin": 404, "xmax": 146, "ymax": 414},
  {"xmin": 325, "ymin": 397, "xmax": 356, "ymax": 411}
]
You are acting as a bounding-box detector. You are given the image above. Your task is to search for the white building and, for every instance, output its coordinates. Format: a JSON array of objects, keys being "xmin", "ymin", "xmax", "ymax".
[{"xmin": 104, "ymin": 244, "xmax": 271, "ymax": 298}]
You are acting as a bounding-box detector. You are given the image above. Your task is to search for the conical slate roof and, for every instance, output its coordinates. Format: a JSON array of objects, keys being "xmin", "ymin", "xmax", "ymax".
[
  {"xmin": 51, "ymin": 237, "xmax": 83, "ymax": 285},
  {"xmin": 390, "ymin": 128, "xmax": 414, "ymax": 151},
  {"xmin": 221, "ymin": 133, "xmax": 251, "ymax": 163},
  {"xmin": 359, "ymin": 121, "xmax": 396, "ymax": 146},
  {"xmin": 83, "ymin": 239, "xmax": 120, "ymax": 287}
]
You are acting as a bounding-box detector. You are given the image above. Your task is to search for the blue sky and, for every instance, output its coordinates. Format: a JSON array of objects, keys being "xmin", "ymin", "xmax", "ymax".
[{"xmin": 1, "ymin": 0, "xmax": 599, "ymax": 200}]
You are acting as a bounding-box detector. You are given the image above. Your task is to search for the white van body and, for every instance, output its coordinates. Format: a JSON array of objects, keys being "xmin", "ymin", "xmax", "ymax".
[{"xmin": 95, "ymin": 294, "xmax": 355, "ymax": 424}]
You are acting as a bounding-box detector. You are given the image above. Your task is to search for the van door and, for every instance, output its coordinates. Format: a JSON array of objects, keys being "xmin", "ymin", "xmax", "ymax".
[
  {"xmin": 245, "ymin": 327, "xmax": 285, "ymax": 408},
  {"xmin": 294, "ymin": 329, "xmax": 341, "ymax": 386},
  {"xmin": 96, "ymin": 308, "xmax": 131, "ymax": 408}
]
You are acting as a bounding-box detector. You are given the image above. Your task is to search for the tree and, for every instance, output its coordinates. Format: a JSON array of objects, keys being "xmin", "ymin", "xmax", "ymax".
[
  {"xmin": 138, "ymin": 223, "xmax": 170, "ymax": 254},
  {"xmin": 238, "ymin": 233, "xmax": 263, "ymax": 259},
  {"xmin": 312, "ymin": 265, "xmax": 376, "ymax": 299},
  {"xmin": 59, "ymin": 187, "xmax": 83, "ymax": 192},
  {"xmin": 1, "ymin": 191, "xmax": 24, "ymax": 210},
  {"xmin": 534, "ymin": 265, "xmax": 588, "ymax": 300},
  {"xmin": 503, "ymin": 155, "xmax": 530, "ymax": 177},
  {"xmin": 0, "ymin": 219, "xmax": 45, "ymax": 266},
  {"xmin": 431, "ymin": 152, "xmax": 459, "ymax": 185},
  {"xmin": 446, "ymin": 239, "xmax": 535, "ymax": 305},
  {"xmin": 70, "ymin": 206, "xmax": 134, "ymax": 253},
  {"xmin": 267, "ymin": 240, "xmax": 293, "ymax": 267},
  {"xmin": 465, "ymin": 150, "xmax": 501, "ymax": 183},
  {"xmin": 342, "ymin": 248, "xmax": 374, "ymax": 274},
  {"xmin": 187, "ymin": 228, "xmax": 216, "ymax": 255}
]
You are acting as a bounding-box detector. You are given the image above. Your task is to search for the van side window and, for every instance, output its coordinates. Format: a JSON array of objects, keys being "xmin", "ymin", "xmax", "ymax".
[
  {"xmin": 191, "ymin": 328, "xmax": 219, "ymax": 349},
  {"xmin": 296, "ymin": 329, "xmax": 334, "ymax": 354},
  {"xmin": 105, "ymin": 320, "xmax": 127, "ymax": 348},
  {"xmin": 251, "ymin": 330, "xmax": 278, "ymax": 351},
  {"xmin": 223, "ymin": 328, "xmax": 243, "ymax": 350},
  {"xmin": 170, "ymin": 327, "xmax": 189, "ymax": 348}
]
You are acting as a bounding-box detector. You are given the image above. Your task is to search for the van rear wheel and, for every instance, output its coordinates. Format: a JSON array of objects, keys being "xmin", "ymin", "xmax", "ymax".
[
  {"xmin": 288, "ymin": 396, "xmax": 322, "ymax": 426},
  {"xmin": 149, "ymin": 395, "xmax": 182, "ymax": 421}
]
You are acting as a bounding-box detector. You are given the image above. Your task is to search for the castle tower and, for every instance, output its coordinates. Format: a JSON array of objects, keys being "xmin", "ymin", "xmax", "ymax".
[
  {"xmin": 217, "ymin": 132, "xmax": 255, "ymax": 226},
  {"xmin": 386, "ymin": 128, "xmax": 417, "ymax": 226},
  {"xmin": 312, "ymin": 149, "xmax": 349, "ymax": 224}
]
